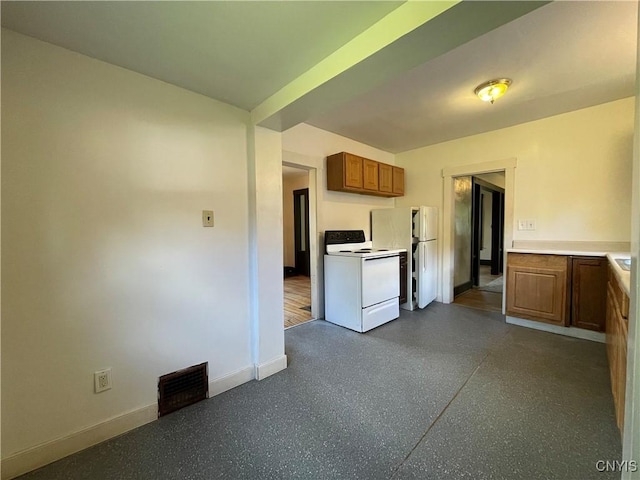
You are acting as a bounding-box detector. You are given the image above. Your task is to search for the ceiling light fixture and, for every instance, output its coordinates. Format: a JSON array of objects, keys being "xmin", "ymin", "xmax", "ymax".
[{"xmin": 474, "ymin": 78, "xmax": 512, "ymax": 104}]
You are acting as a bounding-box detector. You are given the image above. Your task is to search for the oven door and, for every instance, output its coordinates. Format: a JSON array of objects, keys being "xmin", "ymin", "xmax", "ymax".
[{"xmin": 361, "ymin": 255, "xmax": 400, "ymax": 308}]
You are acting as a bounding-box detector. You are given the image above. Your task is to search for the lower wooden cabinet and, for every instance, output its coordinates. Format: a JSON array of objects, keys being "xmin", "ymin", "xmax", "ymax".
[
  {"xmin": 506, "ymin": 253, "xmax": 608, "ymax": 331},
  {"xmin": 571, "ymin": 257, "xmax": 607, "ymax": 331},
  {"xmin": 606, "ymin": 265, "xmax": 629, "ymax": 436},
  {"xmin": 506, "ymin": 253, "xmax": 569, "ymax": 326}
]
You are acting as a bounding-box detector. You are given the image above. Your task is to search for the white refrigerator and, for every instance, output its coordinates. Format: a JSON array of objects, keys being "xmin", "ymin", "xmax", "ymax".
[{"xmin": 371, "ymin": 206, "xmax": 437, "ymax": 310}]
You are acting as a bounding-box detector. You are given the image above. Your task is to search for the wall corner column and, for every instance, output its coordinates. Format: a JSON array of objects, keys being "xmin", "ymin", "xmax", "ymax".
[{"xmin": 246, "ymin": 124, "xmax": 287, "ymax": 380}]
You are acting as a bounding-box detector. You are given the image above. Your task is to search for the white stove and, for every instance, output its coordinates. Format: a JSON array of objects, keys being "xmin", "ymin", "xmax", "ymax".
[
  {"xmin": 323, "ymin": 230, "xmax": 406, "ymax": 333},
  {"xmin": 326, "ymin": 240, "xmax": 405, "ymax": 259}
]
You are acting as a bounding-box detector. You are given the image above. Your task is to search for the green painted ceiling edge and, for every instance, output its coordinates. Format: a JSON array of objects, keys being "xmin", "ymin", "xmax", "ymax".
[
  {"xmin": 252, "ymin": 1, "xmax": 550, "ymax": 134},
  {"xmin": 250, "ymin": 0, "xmax": 458, "ymax": 127}
]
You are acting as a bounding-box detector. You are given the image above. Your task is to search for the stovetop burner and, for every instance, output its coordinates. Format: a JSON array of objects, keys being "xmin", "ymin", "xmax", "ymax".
[{"xmin": 324, "ymin": 229, "xmax": 405, "ymax": 258}]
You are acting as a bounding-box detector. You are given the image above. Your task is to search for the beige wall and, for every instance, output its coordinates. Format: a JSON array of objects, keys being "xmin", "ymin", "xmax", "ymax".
[
  {"xmin": 397, "ymin": 97, "xmax": 635, "ymax": 244},
  {"xmin": 282, "ymin": 123, "xmax": 395, "ymax": 235},
  {"xmin": 281, "ymin": 123, "xmax": 396, "ymax": 317},
  {"xmin": 282, "ymin": 173, "xmax": 309, "ymax": 267},
  {"xmin": 1, "ymin": 29, "xmax": 256, "ymax": 465}
]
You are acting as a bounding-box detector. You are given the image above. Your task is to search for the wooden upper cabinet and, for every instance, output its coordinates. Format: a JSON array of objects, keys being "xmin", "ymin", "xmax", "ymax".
[
  {"xmin": 344, "ymin": 153, "xmax": 363, "ymax": 189},
  {"xmin": 363, "ymin": 159, "xmax": 379, "ymax": 191},
  {"xmin": 506, "ymin": 253, "xmax": 569, "ymax": 326},
  {"xmin": 393, "ymin": 167, "xmax": 405, "ymax": 195},
  {"xmin": 379, "ymin": 163, "xmax": 393, "ymax": 193},
  {"xmin": 326, "ymin": 152, "xmax": 403, "ymax": 197},
  {"xmin": 327, "ymin": 152, "xmax": 362, "ymax": 192}
]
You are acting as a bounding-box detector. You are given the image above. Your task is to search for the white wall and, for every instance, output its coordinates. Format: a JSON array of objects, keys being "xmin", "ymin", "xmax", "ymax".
[
  {"xmin": 397, "ymin": 97, "xmax": 635, "ymax": 241},
  {"xmin": 475, "ymin": 172, "xmax": 505, "ymax": 189},
  {"xmin": 1, "ymin": 29, "xmax": 255, "ymax": 464},
  {"xmin": 281, "ymin": 123, "xmax": 396, "ymax": 317},
  {"xmin": 249, "ymin": 126, "xmax": 286, "ymax": 375},
  {"xmin": 282, "ymin": 123, "xmax": 395, "ymax": 235},
  {"xmin": 283, "ymin": 173, "xmax": 309, "ymax": 267}
]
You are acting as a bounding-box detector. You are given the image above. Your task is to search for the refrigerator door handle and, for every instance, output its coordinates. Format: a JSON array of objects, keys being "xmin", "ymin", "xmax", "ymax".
[{"xmin": 417, "ymin": 242, "xmax": 427, "ymax": 309}]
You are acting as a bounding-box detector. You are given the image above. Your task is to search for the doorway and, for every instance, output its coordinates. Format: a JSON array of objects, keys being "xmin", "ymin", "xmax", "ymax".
[
  {"xmin": 282, "ymin": 166, "xmax": 314, "ymax": 328},
  {"xmin": 472, "ymin": 177, "xmax": 505, "ymax": 287},
  {"xmin": 441, "ymin": 158, "xmax": 517, "ymax": 312},
  {"xmin": 293, "ymin": 188, "xmax": 310, "ymax": 276},
  {"xmin": 452, "ymin": 172, "xmax": 506, "ymax": 313}
]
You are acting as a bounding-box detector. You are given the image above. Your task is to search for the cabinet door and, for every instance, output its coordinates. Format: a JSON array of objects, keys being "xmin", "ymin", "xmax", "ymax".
[
  {"xmin": 363, "ymin": 159, "xmax": 379, "ymax": 191},
  {"xmin": 344, "ymin": 153, "xmax": 363, "ymax": 189},
  {"xmin": 571, "ymin": 257, "xmax": 607, "ymax": 331},
  {"xmin": 506, "ymin": 262, "xmax": 568, "ymax": 325},
  {"xmin": 379, "ymin": 164, "xmax": 393, "ymax": 193},
  {"xmin": 393, "ymin": 167, "xmax": 405, "ymax": 195}
]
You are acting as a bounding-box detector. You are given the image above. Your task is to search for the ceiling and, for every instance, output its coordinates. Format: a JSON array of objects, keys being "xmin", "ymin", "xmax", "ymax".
[{"xmin": 2, "ymin": 1, "xmax": 637, "ymax": 153}]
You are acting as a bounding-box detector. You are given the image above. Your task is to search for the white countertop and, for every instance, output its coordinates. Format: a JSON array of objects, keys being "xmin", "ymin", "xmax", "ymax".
[
  {"xmin": 506, "ymin": 248, "xmax": 631, "ymax": 296},
  {"xmin": 606, "ymin": 253, "xmax": 631, "ymax": 296},
  {"xmin": 507, "ymin": 248, "xmax": 611, "ymax": 256}
]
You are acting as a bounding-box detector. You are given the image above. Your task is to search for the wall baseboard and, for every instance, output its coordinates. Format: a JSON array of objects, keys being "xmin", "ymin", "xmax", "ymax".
[
  {"xmin": 1, "ymin": 404, "xmax": 158, "ymax": 480},
  {"xmin": 506, "ymin": 316, "xmax": 606, "ymax": 343},
  {"xmin": 2, "ymin": 364, "xmax": 258, "ymax": 480},
  {"xmin": 208, "ymin": 365, "xmax": 255, "ymax": 397},
  {"xmin": 255, "ymin": 355, "xmax": 288, "ymax": 380}
]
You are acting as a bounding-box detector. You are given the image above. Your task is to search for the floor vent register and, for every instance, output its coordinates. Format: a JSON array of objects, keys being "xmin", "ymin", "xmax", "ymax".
[{"xmin": 158, "ymin": 362, "xmax": 208, "ymax": 417}]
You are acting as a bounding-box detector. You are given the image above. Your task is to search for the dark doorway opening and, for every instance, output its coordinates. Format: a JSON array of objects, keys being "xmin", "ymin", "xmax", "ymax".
[
  {"xmin": 471, "ymin": 178, "xmax": 505, "ymax": 287},
  {"xmin": 293, "ymin": 188, "xmax": 310, "ymax": 276}
]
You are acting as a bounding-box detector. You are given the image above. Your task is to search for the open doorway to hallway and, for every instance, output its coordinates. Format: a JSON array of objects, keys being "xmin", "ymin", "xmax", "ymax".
[
  {"xmin": 453, "ymin": 172, "xmax": 505, "ymax": 313},
  {"xmin": 282, "ymin": 165, "xmax": 314, "ymax": 328}
]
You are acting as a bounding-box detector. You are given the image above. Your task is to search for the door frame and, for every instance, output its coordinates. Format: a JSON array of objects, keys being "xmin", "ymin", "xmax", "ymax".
[
  {"xmin": 282, "ymin": 161, "xmax": 319, "ymax": 320},
  {"xmin": 442, "ymin": 158, "xmax": 516, "ymax": 313}
]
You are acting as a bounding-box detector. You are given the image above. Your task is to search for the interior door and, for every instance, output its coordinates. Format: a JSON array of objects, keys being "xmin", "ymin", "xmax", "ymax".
[
  {"xmin": 471, "ymin": 180, "xmax": 482, "ymax": 286},
  {"xmin": 293, "ymin": 188, "xmax": 310, "ymax": 276},
  {"xmin": 491, "ymin": 191, "xmax": 505, "ymax": 275}
]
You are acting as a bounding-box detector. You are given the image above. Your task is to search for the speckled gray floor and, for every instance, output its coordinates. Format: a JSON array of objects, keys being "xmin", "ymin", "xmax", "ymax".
[{"xmin": 18, "ymin": 303, "xmax": 621, "ymax": 480}]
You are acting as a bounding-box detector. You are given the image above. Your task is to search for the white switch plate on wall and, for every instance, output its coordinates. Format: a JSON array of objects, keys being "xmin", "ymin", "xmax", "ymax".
[
  {"xmin": 518, "ymin": 219, "xmax": 536, "ymax": 231},
  {"xmin": 202, "ymin": 210, "xmax": 214, "ymax": 227}
]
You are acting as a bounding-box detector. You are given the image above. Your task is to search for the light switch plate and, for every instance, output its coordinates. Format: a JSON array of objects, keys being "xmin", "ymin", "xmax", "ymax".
[{"xmin": 202, "ymin": 210, "xmax": 214, "ymax": 227}]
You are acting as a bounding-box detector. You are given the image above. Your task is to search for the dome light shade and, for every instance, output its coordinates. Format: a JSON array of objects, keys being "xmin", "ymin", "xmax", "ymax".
[{"xmin": 474, "ymin": 78, "xmax": 512, "ymax": 104}]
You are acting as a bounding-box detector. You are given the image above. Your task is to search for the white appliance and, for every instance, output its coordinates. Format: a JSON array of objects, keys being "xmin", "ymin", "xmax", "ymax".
[
  {"xmin": 371, "ymin": 206, "xmax": 437, "ymax": 310},
  {"xmin": 324, "ymin": 230, "xmax": 406, "ymax": 333}
]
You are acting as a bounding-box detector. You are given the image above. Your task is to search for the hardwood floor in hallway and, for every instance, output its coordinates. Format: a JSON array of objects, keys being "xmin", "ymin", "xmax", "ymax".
[
  {"xmin": 284, "ymin": 275, "xmax": 313, "ymax": 328},
  {"xmin": 454, "ymin": 289, "xmax": 503, "ymax": 313}
]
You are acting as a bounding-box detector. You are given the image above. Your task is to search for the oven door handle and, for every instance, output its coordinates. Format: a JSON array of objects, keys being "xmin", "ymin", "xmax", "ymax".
[{"xmin": 364, "ymin": 255, "xmax": 399, "ymax": 261}]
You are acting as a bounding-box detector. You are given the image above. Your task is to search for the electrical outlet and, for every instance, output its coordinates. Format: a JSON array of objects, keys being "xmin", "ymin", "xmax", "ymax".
[
  {"xmin": 202, "ymin": 210, "xmax": 214, "ymax": 227},
  {"xmin": 94, "ymin": 368, "xmax": 112, "ymax": 393},
  {"xmin": 518, "ymin": 219, "xmax": 536, "ymax": 231}
]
